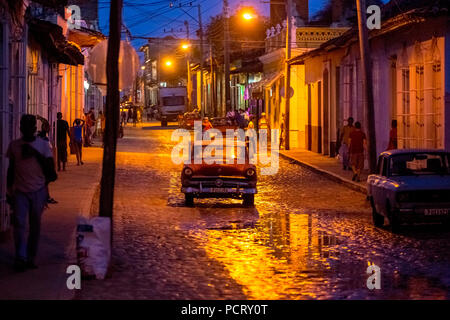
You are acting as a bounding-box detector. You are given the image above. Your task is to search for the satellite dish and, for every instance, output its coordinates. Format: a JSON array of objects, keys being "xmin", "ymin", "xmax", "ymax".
[{"xmin": 86, "ymin": 40, "xmax": 140, "ymax": 95}]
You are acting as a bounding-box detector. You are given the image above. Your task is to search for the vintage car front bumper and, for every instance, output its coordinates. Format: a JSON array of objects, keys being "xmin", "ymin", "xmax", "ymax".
[
  {"xmin": 182, "ymin": 186, "xmax": 257, "ymax": 194},
  {"xmin": 395, "ymin": 204, "xmax": 450, "ymax": 224}
]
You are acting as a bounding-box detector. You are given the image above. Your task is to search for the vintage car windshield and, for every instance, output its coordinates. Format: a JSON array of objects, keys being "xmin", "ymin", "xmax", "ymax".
[
  {"xmin": 389, "ymin": 153, "xmax": 450, "ymax": 176},
  {"xmin": 191, "ymin": 143, "xmax": 248, "ymax": 163}
]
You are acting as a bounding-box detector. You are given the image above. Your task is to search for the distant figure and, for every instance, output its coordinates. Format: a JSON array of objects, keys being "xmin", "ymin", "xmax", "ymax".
[
  {"xmin": 72, "ymin": 118, "xmax": 85, "ymax": 165},
  {"xmin": 258, "ymin": 112, "xmax": 269, "ymax": 148},
  {"xmin": 86, "ymin": 108, "xmax": 96, "ymax": 145},
  {"xmin": 258, "ymin": 112, "xmax": 268, "ymax": 130},
  {"xmin": 121, "ymin": 110, "xmax": 127, "ymax": 126},
  {"xmin": 387, "ymin": 119, "xmax": 398, "ymax": 150},
  {"xmin": 349, "ymin": 121, "xmax": 367, "ymax": 182},
  {"xmin": 36, "ymin": 116, "xmax": 57, "ymax": 205},
  {"xmin": 56, "ymin": 112, "xmax": 70, "ymax": 171},
  {"xmin": 99, "ymin": 111, "xmax": 106, "ymax": 138},
  {"xmin": 127, "ymin": 108, "xmax": 133, "ymax": 123},
  {"xmin": 202, "ymin": 117, "xmax": 213, "ymax": 131},
  {"xmin": 339, "ymin": 117, "xmax": 355, "ymax": 171},
  {"xmin": 6, "ymin": 114, "xmax": 56, "ymax": 272},
  {"xmin": 279, "ymin": 113, "xmax": 285, "ymax": 149},
  {"xmin": 133, "ymin": 108, "xmax": 138, "ymax": 127}
]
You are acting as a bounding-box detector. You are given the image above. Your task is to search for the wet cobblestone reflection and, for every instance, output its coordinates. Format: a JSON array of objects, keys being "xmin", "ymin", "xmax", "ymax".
[{"xmin": 77, "ymin": 126, "xmax": 450, "ymax": 300}]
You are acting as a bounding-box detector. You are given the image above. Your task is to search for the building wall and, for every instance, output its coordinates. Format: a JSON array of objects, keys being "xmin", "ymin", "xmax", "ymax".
[
  {"xmin": 60, "ymin": 64, "xmax": 84, "ymax": 126},
  {"xmin": 290, "ymin": 64, "xmax": 307, "ymax": 149},
  {"xmin": 0, "ymin": 9, "xmax": 27, "ymax": 235},
  {"xmin": 288, "ymin": 16, "xmax": 449, "ymax": 160}
]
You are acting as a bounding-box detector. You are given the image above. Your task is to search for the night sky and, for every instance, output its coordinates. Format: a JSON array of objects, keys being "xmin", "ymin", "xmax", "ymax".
[{"xmin": 98, "ymin": 0, "xmax": 330, "ymax": 51}]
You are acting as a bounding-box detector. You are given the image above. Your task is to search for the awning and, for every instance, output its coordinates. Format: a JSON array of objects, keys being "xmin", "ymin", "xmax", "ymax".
[
  {"xmin": 68, "ymin": 27, "xmax": 106, "ymax": 48},
  {"xmin": 251, "ymin": 72, "xmax": 283, "ymax": 93},
  {"xmin": 230, "ymin": 61, "xmax": 263, "ymax": 74},
  {"xmin": 28, "ymin": 18, "xmax": 84, "ymax": 66}
]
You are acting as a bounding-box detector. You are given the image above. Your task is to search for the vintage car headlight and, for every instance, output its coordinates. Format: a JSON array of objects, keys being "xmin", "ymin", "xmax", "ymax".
[
  {"xmin": 183, "ymin": 167, "xmax": 193, "ymax": 176},
  {"xmin": 396, "ymin": 192, "xmax": 410, "ymax": 202},
  {"xmin": 245, "ymin": 168, "xmax": 256, "ymax": 178}
]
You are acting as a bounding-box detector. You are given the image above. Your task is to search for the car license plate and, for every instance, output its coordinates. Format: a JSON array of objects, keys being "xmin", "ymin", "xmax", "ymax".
[
  {"xmin": 424, "ymin": 208, "xmax": 450, "ymax": 216},
  {"xmin": 210, "ymin": 188, "xmax": 230, "ymax": 193}
]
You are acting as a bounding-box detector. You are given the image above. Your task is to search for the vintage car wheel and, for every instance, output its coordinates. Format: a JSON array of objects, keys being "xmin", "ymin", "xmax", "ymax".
[
  {"xmin": 243, "ymin": 194, "xmax": 254, "ymax": 207},
  {"xmin": 370, "ymin": 197, "xmax": 384, "ymax": 228},
  {"xmin": 185, "ymin": 194, "xmax": 194, "ymax": 206}
]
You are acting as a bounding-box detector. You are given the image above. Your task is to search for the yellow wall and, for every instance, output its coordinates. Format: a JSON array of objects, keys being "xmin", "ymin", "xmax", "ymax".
[
  {"xmin": 289, "ymin": 64, "xmax": 307, "ymax": 149},
  {"xmin": 60, "ymin": 64, "xmax": 84, "ymax": 126}
]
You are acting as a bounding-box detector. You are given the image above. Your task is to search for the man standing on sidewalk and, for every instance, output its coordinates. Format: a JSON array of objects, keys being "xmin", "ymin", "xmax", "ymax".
[
  {"xmin": 56, "ymin": 112, "xmax": 70, "ymax": 171},
  {"xmin": 339, "ymin": 117, "xmax": 355, "ymax": 170},
  {"xmin": 349, "ymin": 121, "xmax": 367, "ymax": 182},
  {"xmin": 6, "ymin": 114, "xmax": 55, "ymax": 272}
]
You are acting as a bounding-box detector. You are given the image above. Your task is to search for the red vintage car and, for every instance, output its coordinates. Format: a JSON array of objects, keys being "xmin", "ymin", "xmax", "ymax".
[{"xmin": 181, "ymin": 138, "xmax": 257, "ymax": 206}]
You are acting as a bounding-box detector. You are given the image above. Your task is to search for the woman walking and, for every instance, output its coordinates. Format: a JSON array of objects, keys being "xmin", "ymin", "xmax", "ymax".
[{"xmin": 72, "ymin": 118, "xmax": 85, "ymax": 165}]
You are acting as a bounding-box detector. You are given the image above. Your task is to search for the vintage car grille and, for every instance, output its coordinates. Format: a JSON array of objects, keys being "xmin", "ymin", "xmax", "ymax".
[
  {"xmin": 185, "ymin": 176, "xmax": 254, "ymax": 187},
  {"xmin": 407, "ymin": 190, "xmax": 450, "ymax": 203}
]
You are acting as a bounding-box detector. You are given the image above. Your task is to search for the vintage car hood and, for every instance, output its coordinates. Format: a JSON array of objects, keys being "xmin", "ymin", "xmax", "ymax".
[{"xmin": 387, "ymin": 175, "xmax": 450, "ymax": 191}]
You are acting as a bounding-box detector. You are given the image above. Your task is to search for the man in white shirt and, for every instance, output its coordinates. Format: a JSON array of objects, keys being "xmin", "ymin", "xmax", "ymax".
[{"xmin": 6, "ymin": 114, "xmax": 54, "ymax": 272}]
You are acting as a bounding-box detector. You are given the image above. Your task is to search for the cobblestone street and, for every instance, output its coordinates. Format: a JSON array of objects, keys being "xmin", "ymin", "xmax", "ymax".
[{"xmin": 77, "ymin": 124, "xmax": 450, "ymax": 300}]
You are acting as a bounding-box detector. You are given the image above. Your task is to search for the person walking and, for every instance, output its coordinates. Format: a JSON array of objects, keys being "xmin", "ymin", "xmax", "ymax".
[
  {"xmin": 349, "ymin": 121, "xmax": 367, "ymax": 182},
  {"xmin": 387, "ymin": 119, "xmax": 398, "ymax": 150},
  {"xmin": 98, "ymin": 111, "xmax": 106, "ymax": 138},
  {"xmin": 56, "ymin": 112, "xmax": 70, "ymax": 171},
  {"xmin": 72, "ymin": 118, "xmax": 85, "ymax": 165},
  {"xmin": 339, "ymin": 117, "xmax": 355, "ymax": 171},
  {"xmin": 132, "ymin": 107, "xmax": 138, "ymax": 127},
  {"xmin": 127, "ymin": 108, "xmax": 133, "ymax": 123},
  {"xmin": 36, "ymin": 116, "xmax": 58, "ymax": 205},
  {"xmin": 258, "ymin": 112, "xmax": 270, "ymax": 148},
  {"xmin": 86, "ymin": 108, "xmax": 96, "ymax": 145},
  {"xmin": 6, "ymin": 114, "xmax": 56, "ymax": 272},
  {"xmin": 247, "ymin": 116, "xmax": 257, "ymax": 158},
  {"xmin": 121, "ymin": 110, "xmax": 127, "ymax": 126}
]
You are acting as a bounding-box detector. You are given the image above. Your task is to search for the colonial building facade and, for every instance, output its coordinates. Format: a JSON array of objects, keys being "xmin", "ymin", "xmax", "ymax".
[{"xmin": 286, "ymin": 0, "xmax": 450, "ymax": 157}]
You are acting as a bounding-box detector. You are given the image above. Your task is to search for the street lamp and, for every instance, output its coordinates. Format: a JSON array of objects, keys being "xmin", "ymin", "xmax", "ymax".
[
  {"xmin": 181, "ymin": 41, "xmax": 191, "ymax": 110},
  {"xmin": 240, "ymin": 7, "xmax": 257, "ymax": 21},
  {"xmin": 165, "ymin": 60, "xmax": 173, "ymax": 67}
]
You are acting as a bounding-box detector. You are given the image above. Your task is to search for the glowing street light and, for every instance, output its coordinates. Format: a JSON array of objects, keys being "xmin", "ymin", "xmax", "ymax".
[
  {"xmin": 242, "ymin": 12, "xmax": 254, "ymax": 20},
  {"xmin": 165, "ymin": 60, "xmax": 173, "ymax": 67},
  {"xmin": 181, "ymin": 43, "xmax": 190, "ymax": 50}
]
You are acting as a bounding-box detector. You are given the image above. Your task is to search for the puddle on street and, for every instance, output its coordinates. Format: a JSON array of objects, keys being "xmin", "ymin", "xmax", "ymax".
[{"xmin": 166, "ymin": 152, "xmax": 450, "ymax": 299}]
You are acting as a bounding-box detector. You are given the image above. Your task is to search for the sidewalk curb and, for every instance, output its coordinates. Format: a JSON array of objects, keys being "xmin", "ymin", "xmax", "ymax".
[
  {"xmin": 279, "ymin": 152, "xmax": 367, "ymax": 195},
  {"xmin": 58, "ymin": 174, "xmax": 101, "ymax": 299}
]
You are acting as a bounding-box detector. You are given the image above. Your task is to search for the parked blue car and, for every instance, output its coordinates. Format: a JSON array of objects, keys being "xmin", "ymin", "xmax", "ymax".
[{"xmin": 367, "ymin": 149, "xmax": 450, "ymax": 232}]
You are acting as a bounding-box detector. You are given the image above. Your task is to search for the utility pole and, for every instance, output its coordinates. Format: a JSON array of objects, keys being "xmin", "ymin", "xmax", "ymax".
[
  {"xmin": 356, "ymin": 0, "xmax": 377, "ymax": 173},
  {"xmin": 185, "ymin": 20, "xmax": 191, "ymax": 111},
  {"xmin": 284, "ymin": 0, "xmax": 292, "ymax": 150},
  {"xmin": 99, "ymin": 0, "xmax": 122, "ymax": 237},
  {"xmin": 223, "ymin": 0, "xmax": 231, "ymax": 112},
  {"xmin": 209, "ymin": 40, "xmax": 215, "ymax": 116},
  {"xmin": 198, "ymin": 4, "xmax": 204, "ymax": 117}
]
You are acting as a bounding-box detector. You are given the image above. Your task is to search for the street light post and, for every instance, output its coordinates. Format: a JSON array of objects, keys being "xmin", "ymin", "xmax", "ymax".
[
  {"xmin": 284, "ymin": 0, "xmax": 292, "ymax": 151},
  {"xmin": 184, "ymin": 21, "xmax": 191, "ymax": 111},
  {"xmin": 198, "ymin": 4, "xmax": 205, "ymax": 117},
  {"xmin": 223, "ymin": 0, "xmax": 231, "ymax": 112}
]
